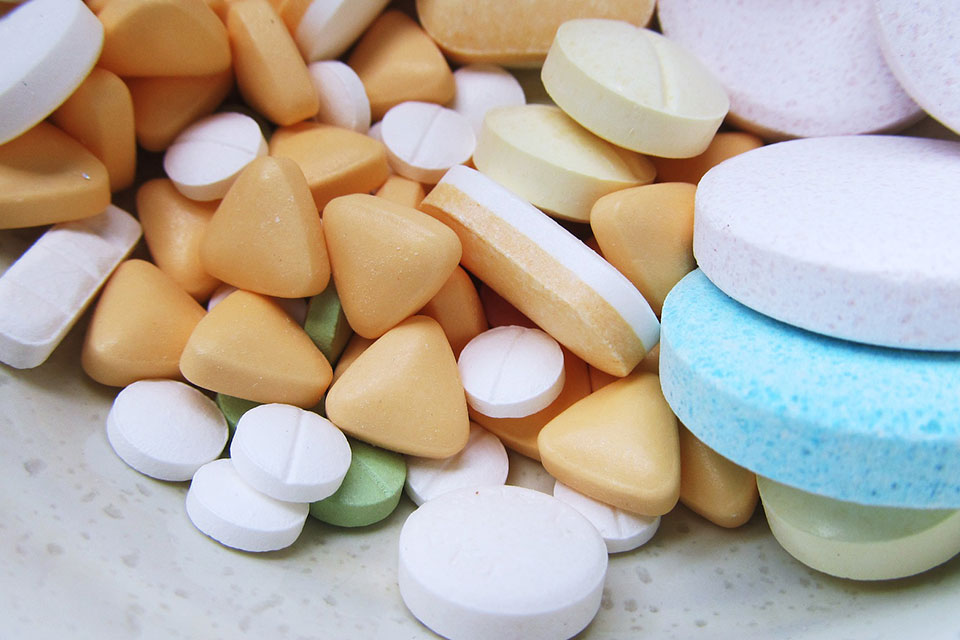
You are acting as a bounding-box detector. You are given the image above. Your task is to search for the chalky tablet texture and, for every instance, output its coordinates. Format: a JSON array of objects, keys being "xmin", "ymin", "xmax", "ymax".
[
  {"xmin": 657, "ymin": 0, "xmax": 922, "ymax": 139},
  {"xmin": 398, "ymin": 485, "xmax": 608, "ymax": 640},
  {"xmin": 449, "ymin": 64, "xmax": 526, "ymax": 136},
  {"xmin": 659, "ymin": 270, "xmax": 960, "ymax": 508},
  {"xmin": 874, "ymin": 0, "xmax": 960, "ymax": 135},
  {"xmin": 553, "ymin": 481, "xmax": 660, "ymax": 554},
  {"xmin": 380, "ymin": 102, "xmax": 475, "ymax": 184},
  {"xmin": 694, "ymin": 135, "xmax": 960, "ymax": 350},
  {"xmin": 758, "ymin": 477, "xmax": 960, "ymax": 581},
  {"xmin": 0, "ymin": 0, "xmax": 104, "ymax": 144},
  {"xmin": 186, "ymin": 458, "xmax": 308, "ymax": 552},
  {"xmin": 107, "ymin": 379, "xmax": 228, "ymax": 481}
]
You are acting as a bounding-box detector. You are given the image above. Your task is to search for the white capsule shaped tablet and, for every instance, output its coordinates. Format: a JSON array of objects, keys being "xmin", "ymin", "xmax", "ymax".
[
  {"xmin": 308, "ymin": 60, "xmax": 371, "ymax": 133},
  {"xmin": 106, "ymin": 379, "xmax": 229, "ymax": 481},
  {"xmin": 231, "ymin": 403, "xmax": 351, "ymax": 503},
  {"xmin": 458, "ymin": 325, "xmax": 565, "ymax": 419},
  {"xmin": 380, "ymin": 101, "xmax": 476, "ymax": 184},
  {"xmin": 206, "ymin": 283, "xmax": 307, "ymax": 326},
  {"xmin": 0, "ymin": 0, "xmax": 104, "ymax": 145},
  {"xmin": 399, "ymin": 485, "xmax": 608, "ymax": 640},
  {"xmin": 163, "ymin": 111, "xmax": 267, "ymax": 201},
  {"xmin": 294, "ymin": 0, "xmax": 391, "ymax": 62},
  {"xmin": 186, "ymin": 458, "xmax": 309, "ymax": 552},
  {"xmin": 553, "ymin": 481, "xmax": 660, "ymax": 554},
  {"xmin": 449, "ymin": 64, "xmax": 526, "ymax": 136},
  {"xmin": 0, "ymin": 205, "xmax": 141, "ymax": 369},
  {"xmin": 405, "ymin": 423, "xmax": 509, "ymax": 506}
]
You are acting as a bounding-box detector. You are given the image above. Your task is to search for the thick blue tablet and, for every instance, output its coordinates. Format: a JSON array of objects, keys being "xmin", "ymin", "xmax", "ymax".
[{"xmin": 659, "ymin": 270, "xmax": 960, "ymax": 508}]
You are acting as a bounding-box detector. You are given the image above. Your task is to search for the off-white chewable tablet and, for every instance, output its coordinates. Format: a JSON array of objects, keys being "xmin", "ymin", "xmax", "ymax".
[
  {"xmin": 380, "ymin": 101, "xmax": 476, "ymax": 184},
  {"xmin": 0, "ymin": 0, "xmax": 104, "ymax": 144},
  {"xmin": 186, "ymin": 458, "xmax": 309, "ymax": 552},
  {"xmin": 657, "ymin": 0, "xmax": 922, "ymax": 139},
  {"xmin": 398, "ymin": 485, "xmax": 608, "ymax": 640},
  {"xmin": 106, "ymin": 379, "xmax": 229, "ymax": 481},
  {"xmin": 541, "ymin": 19, "xmax": 729, "ymax": 158},
  {"xmin": 405, "ymin": 423, "xmax": 509, "ymax": 506},
  {"xmin": 308, "ymin": 60, "xmax": 371, "ymax": 133},
  {"xmin": 231, "ymin": 403, "xmax": 352, "ymax": 503},
  {"xmin": 163, "ymin": 111, "xmax": 267, "ymax": 201},
  {"xmin": 458, "ymin": 326, "xmax": 565, "ymax": 419},
  {"xmin": 553, "ymin": 481, "xmax": 660, "ymax": 554},
  {"xmin": 0, "ymin": 205, "xmax": 141, "ymax": 369},
  {"xmin": 758, "ymin": 476, "xmax": 960, "ymax": 581},
  {"xmin": 449, "ymin": 64, "xmax": 526, "ymax": 136},
  {"xmin": 874, "ymin": 0, "xmax": 960, "ymax": 135},
  {"xmin": 294, "ymin": 0, "xmax": 391, "ymax": 62},
  {"xmin": 694, "ymin": 135, "xmax": 960, "ymax": 349}
]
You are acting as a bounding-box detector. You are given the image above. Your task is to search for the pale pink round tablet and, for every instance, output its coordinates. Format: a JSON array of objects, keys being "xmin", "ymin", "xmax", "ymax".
[
  {"xmin": 657, "ymin": 0, "xmax": 922, "ymax": 139},
  {"xmin": 874, "ymin": 0, "xmax": 960, "ymax": 135},
  {"xmin": 308, "ymin": 60, "xmax": 371, "ymax": 133},
  {"xmin": 694, "ymin": 135, "xmax": 960, "ymax": 350},
  {"xmin": 449, "ymin": 64, "xmax": 526, "ymax": 136},
  {"xmin": 380, "ymin": 101, "xmax": 476, "ymax": 184}
]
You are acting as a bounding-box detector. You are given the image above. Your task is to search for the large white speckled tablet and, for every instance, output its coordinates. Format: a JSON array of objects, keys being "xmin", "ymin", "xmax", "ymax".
[
  {"xmin": 875, "ymin": 0, "xmax": 960, "ymax": 135},
  {"xmin": 657, "ymin": 0, "xmax": 922, "ymax": 139},
  {"xmin": 694, "ymin": 135, "xmax": 960, "ymax": 350}
]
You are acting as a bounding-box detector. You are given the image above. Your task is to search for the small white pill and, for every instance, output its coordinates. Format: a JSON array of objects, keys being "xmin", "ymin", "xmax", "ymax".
[
  {"xmin": 380, "ymin": 101, "xmax": 476, "ymax": 184},
  {"xmin": 0, "ymin": 205, "xmax": 141, "ymax": 369},
  {"xmin": 405, "ymin": 423, "xmax": 509, "ymax": 506},
  {"xmin": 231, "ymin": 403, "xmax": 352, "ymax": 503},
  {"xmin": 106, "ymin": 379, "xmax": 229, "ymax": 481},
  {"xmin": 186, "ymin": 458, "xmax": 309, "ymax": 552},
  {"xmin": 308, "ymin": 60, "xmax": 371, "ymax": 133},
  {"xmin": 367, "ymin": 120, "xmax": 383, "ymax": 143},
  {"xmin": 206, "ymin": 283, "xmax": 307, "ymax": 326},
  {"xmin": 294, "ymin": 0, "xmax": 391, "ymax": 62},
  {"xmin": 163, "ymin": 111, "xmax": 267, "ymax": 202},
  {"xmin": 0, "ymin": 0, "xmax": 104, "ymax": 144},
  {"xmin": 449, "ymin": 64, "xmax": 526, "ymax": 136},
  {"xmin": 553, "ymin": 481, "xmax": 660, "ymax": 554},
  {"xmin": 398, "ymin": 485, "xmax": 608, "ymax": 640},
  {"xmin": 458, "ymin": 325, "xmax": 565, "ymax": 419}
]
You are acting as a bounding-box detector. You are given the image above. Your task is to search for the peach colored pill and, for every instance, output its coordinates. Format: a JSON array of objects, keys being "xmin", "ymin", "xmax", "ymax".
[
  {"xmin": 269, "ymin": 122, "xmax": 390, "ymax": 212},
  {"xmin": 538, "ymin": 372, "xmax": 681, "ymax": 516},
  {"xmin": 324, "ymin": 315, "xmax": 470, "ymax": 458},
  {"xmin": 136, "ymin": 178, "xmax": 221, "ymax": 301},
  {"xmin": 374, "ymin": 175, "xmax": 425, "ymax": 209},
  {"xmin": 0, "ymin": 122, "xmax": 110, "ymax": 230},
  {"xmin": 323, "ymin": 194, "xmax": 462, "ymax": 339},
  {"xmin": 201, "ymin": 156, "xmax": 331, "ymax": 299},
  {"xmin": 380, "ymin": 101, "xmax": 475, "ymax": 184},
  {"xmin": 207, "ymin": 283, "xmax": 308, "ymax": 327},
  {"xmin": 651, "ymin": 131, "xmax": 764, "ymax": 185},
  {"xmin": 81, "ymin": 259, "xmax": 207, "ymax": 387},
  {"xmin": 180, "ymin": 289, "xmax": 333, "ymax": 408},
  {"xmin": 126, "ymin": 70, "xmax": 234, "ymax": 152},
  {"xmin": 679, "ymin": 425, "xmax": 758, "ymax": 529},
  {"xmin": 97, "ymin": 0, "xmax": 230, "ymax": 77},
  {"xmin": 347, "ymin": 10, "xmax": 455, "ymax": 121},
  {"xmin": 50, "ymin": 68, "xmax": 137, "ymax": 192},
  {"xmin": 227, "ymin": 0, "xmax": 319, "ymax": 126},
  {"xmin": 590, "ymin": 182, "xmax": 697, "ymax": 316},
  {"xmin": 417, "ymin": 266, "xmax": 487, "ymax": 358}
]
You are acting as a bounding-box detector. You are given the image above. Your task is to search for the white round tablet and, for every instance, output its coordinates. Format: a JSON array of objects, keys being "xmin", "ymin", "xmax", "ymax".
[
  {"xmin": 449, "ymin": 64, "xmax": 526, "ymax": 136},
  {"xmin": 308, "ymin": 60, "xmax": 371, "ymax": 133},
  {"xmin": 185, "ymin": 458, "xmax": 309, "ymax": 552},
  {"xmin": 0, "ymin": 0, "xmax": 104, "ymax": 145},
  {"xmin": 294, "ymin": 0, "xmax": 391, "ymax": 62},
  {"xmin": 694, "ymin": 135, "xmax": 960, "ymax": 349},
  {"xmin": 553, "ymin": 481, "xmax": 660, "ymax": 554},
  {"xmin": 163, "ymin": 111, "xmax": 267, "ymax": 202},
  {"xmin": 231, "ymin": 403, "xmax": 352, "ymax": 503},
  {"xmin": 405, "ymin": 423, "xmax": 509, "ymax": 506},
  {"xmin": 398, "ymin": 485, "xmax": 608, "ymax": 640},
  {"xmin": 458, "ymin": 325, "xmax": 565, "ymax": 419},
  {"xmin": 875, "ymin": 0, "xmax": 960, "ymax": 135},
  {"xmin": 380, "ymin": 101, "xmax": 476, "ymax": 184},
  {"xmin": 106, "ymin": 379, "xmax": 229, "ymax": 482}
]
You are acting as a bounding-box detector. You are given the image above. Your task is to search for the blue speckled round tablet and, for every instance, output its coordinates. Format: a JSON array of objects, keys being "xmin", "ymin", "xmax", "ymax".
[{"xmin": 659, "ymin": 270, "xmax": 960, "ymax": 508}]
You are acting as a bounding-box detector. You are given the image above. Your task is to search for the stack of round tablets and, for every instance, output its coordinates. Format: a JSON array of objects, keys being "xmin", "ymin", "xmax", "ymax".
[{"xmin": 659, "ymin": 134, "xmax": 960, "ymax": 579}]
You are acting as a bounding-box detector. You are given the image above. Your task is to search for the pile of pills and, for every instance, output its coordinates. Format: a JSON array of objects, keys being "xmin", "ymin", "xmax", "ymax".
[{"xmin": 2, "ymin": 0, "xmax": 959, "ymax": 637}]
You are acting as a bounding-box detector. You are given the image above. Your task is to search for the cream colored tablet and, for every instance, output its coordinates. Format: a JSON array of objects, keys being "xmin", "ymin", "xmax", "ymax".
[
  {"xmin": 308, "ymin": 60, "xmax": 371, "ymax": 133},
  {"xmin": 449, "ymin": 64, "xmax": 526, "ymax": 135},
  {"xmin": 0, "ymin": 0, "xmax": 103, "ymax": 145},
  {"xmin": 758, "ymin": 477, "xmax": 960, "ymax": 581},
  {"xmin": 163, "ymin": 112, "xmax": 267, "ymax": 201},
  {"xmin": 474, "ymin": 104, "xmax": 655, "ymax": 222},
  {"xmin": 380, "ymin": 102, "xmax": 476, "ymax": 184},
  {"xmin": 420, "ymin": 166, "xmax": 659, "ymax": 377},
  {"xmin": 541, "ymin": 19, "xmax": 729, "ymax": 158}
]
